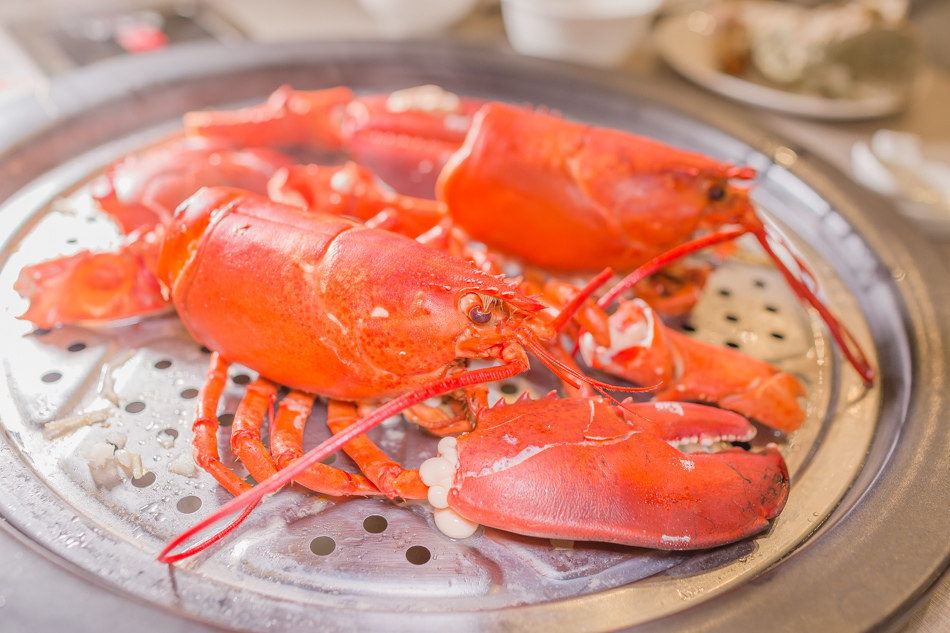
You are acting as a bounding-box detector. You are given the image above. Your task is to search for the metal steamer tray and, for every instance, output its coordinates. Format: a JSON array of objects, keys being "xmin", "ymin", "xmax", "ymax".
[{"xmin": 0, "ymin": 42, "xmax": 947, "ymax": 633}]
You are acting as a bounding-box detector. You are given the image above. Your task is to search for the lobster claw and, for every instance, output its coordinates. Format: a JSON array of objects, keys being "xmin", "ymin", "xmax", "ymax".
[
  {"xmin": 580, "ymin": 297, "xmax": 807, "ymax": 433},
  {"xmin": 443, "ymin": 396, "xmax": 789, "ymax": 550}
]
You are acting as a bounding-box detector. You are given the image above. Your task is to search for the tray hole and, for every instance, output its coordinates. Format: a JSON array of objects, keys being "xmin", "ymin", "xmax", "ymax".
[
  {"xmin": 310, "ymin": 536, "xmax": 336, "ymax": 556},
  {"xmin": 321, "ymin": 453, "xmax": 337, "ymax": 465},
  {"xmin": 41, "ymin": 371, "xmax": 62, "ymax": 383},
  {"xmin": 232, "ymin": 374, "xmax": 251, "ymax": 386},
  {"xmin": 245, "ymin": 474, "xmax": 257, "ymax": 485},
  {"xmin": 177, "ymin": 496, "xmax": 202, "ymax": 514},
  {"xmin": 406, "ymin": 545, "xmax": 431, "ymax": 565},
  {"xmin": 724, "ymin": 314, "xmax": 739, "ymax": 323},
  {"xmin": 66, "ymin": 238, "xmax": 77, "ymax": 244},
  {"xmin": 753, "ymin": 279, "xmax": 767, "ymax": 289},
  {"xmin": 718, "ymin": 289, "xmax": 731, "ymax": 298},
  {"xmin": 770, "ymin": 332, "xmax": 786, "ymax": 341},
  {"xmin": 131, "ymin": 472, "xmax": 156, "ymax": 488},
  {"xmin": 500, "ymin": 383, "xmax": 518, "ymax": 395},
  {"xmin": 125, "ymin": 401, "xmax": 146, "ymax": 413},
  {"xmin": 363, "ymin": 515, "xmax": 388, "ymax": 534},
  {"xmin": 681, "ymin": 323, "xmax": 696, "ymax": 333},
  {"xmin": 180, "ymin": 388, "xmax": 199, "ymax": 400},
  {"xmin": 33, "ymin": 328, "xmax": 51, "ymax": 336},
  {"xmin": 725, "ymin": 341, "xmax": 740, "ymax": 349},
  {"xmin": 765, "ymin": 305, "xmax": 779, "ymax": 313},
  {"xmin": 199, "ymin": 346, "xmax": 212, "ymax": 354},
  {"xmin": 154, "ymin": 359, "xmax": 172, "ymax": 370},
  {"xmin": 218, "ymin": 413, "xmax": 235, "ymax": 427},
  {"xmin": 67, "ymin": 342, "xmax": 87, "ymax": 352}
]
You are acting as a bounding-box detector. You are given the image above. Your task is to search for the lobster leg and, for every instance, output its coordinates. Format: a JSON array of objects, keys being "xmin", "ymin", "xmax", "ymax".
[
  {"xmin": 192, "ymin": 353, "xmax": 251, "ymax": 497},
  {"xmin": 402, "ymin": 385, "xmax": 489, "ymax": 436},
  {"xmin": 229, "ymin": 376, "xmax": 280, "ymax": 486},
  {"xmin": 269, "ymin": 390, "xmax": 382, "ymax": 496},
  {"xmin": 326, "ymin": 400, "xmax": 428, "ymax": 500}
]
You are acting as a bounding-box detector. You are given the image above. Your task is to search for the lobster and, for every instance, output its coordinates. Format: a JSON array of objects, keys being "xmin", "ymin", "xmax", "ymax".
[{"xmin": 9, "ymin": 84, "xmax": 841, "ymax": 560}]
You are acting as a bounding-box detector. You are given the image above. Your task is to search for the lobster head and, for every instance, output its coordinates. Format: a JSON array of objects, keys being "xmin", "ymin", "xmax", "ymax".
[{"xmin": 331, "ymin": 230, "xmax": 553, "ymax": 384}]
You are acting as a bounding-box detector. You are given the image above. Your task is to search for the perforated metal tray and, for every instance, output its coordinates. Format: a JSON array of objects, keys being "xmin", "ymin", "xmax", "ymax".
[{"xmin": 0, "ymin": 42, "xmax": 947, "ymax": 633}]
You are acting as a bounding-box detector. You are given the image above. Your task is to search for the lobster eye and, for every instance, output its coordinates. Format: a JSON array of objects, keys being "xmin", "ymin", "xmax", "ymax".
[
  {"xmin": 708, "ymin": 185, "xmax": 726, "ymax": 201},
  {"xmin": 468, "ymin": 305, "xmax": 492, "ymax": 324}
]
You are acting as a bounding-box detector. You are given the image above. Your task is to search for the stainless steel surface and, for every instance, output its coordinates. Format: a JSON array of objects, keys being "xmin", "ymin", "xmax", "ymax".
[{"xmin": 0, "ymin": 41, "xmax": 945, "ymax": 632}]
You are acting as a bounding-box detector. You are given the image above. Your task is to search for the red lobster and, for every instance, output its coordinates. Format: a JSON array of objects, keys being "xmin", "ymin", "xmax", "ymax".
[
  {"xmin": 10, "ymin": 85, "xmax": 833, "ymax": 558},
  {"xmin": 143, "ymin": 185, "xmax": 790, "ymax": 558}
]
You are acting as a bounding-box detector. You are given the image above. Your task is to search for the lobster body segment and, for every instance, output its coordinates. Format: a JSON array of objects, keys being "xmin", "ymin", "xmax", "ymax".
[
  {"xmin": 438, "ymin": 102, "xmax": 758, "ymax": 272},
  {"xmin": 443, "ymin": 397, "xmax": 789, "ymax": 550},
  {"xmin": 158, "ymin": 187, "xmax": 545, "ymax": 401}
]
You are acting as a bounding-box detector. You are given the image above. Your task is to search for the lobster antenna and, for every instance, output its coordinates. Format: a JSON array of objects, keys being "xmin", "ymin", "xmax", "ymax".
[
  {"xmin": 598, "ymin": 227, "xmax": 874, "ymax": 386},
  {"xmin": 751, "ymin": 227, "xmax": 873, "ymax": 384},
  {"xmin": 157, "ymin": 358, "xmax": 532, "ymax": 564},
  {"xmin": 159, "ymin": 500, "xmax": 259, "ymax": 564}
]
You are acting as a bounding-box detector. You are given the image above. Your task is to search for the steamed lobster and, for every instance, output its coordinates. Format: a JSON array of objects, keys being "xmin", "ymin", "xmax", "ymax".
[{"xmin": 12, "ymin": 84, "xmax": 837, "ymax": 560}]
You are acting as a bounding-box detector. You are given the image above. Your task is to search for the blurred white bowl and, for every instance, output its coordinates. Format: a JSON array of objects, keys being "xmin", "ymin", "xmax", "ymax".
[
  {"xmin": 501, "ymin": 0, "xmax": 662, "ymax": 67},
  {"xmin": 358, "ymin": 0, "xmax": 479, "ymax": 39}
]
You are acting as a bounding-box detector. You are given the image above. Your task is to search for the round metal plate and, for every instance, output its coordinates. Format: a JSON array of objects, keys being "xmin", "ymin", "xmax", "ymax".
[{"xmin": 0, "ymin": 41, "xmax": 946, "ymax": 633}]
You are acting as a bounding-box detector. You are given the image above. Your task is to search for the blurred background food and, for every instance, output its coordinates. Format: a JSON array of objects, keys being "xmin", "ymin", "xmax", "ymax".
[{"xmin": 710, "ymin": 0, "xmax": 918, "ymax": 99}]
